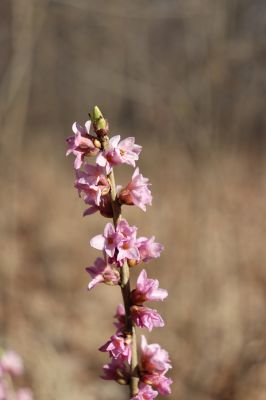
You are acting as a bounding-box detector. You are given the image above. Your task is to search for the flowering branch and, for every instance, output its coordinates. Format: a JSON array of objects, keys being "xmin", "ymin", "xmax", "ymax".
[{"xmin": 66, "ymin": 106, "xmax": 172, "ymax": 399}]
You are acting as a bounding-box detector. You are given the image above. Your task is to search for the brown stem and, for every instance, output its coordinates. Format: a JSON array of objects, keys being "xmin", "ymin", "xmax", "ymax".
[{"xmin": 101, "ymin": 136, "xmax": 139, "ymax": 397}]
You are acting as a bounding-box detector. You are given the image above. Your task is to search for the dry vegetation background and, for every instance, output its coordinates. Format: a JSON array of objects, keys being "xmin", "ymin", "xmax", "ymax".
[{"xmin": 1, "ymin": 1, "xmax": 266, "ymax": 399}]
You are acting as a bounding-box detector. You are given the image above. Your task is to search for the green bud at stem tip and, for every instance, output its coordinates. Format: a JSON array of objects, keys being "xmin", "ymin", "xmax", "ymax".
[{"xmin": 90, "ymin": 105, "xmax": 107, "ymax": 130}]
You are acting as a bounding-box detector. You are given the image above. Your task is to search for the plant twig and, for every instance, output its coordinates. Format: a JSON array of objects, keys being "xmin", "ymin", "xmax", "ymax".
[{"xmin": 102, "ymin": 136, "xmax": 139, "ymax": 397}]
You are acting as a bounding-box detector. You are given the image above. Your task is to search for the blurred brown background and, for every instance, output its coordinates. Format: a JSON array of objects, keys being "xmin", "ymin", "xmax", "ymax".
[{"xmin": 1, "ymin": 1, "xmax": 266, "ymax": 399}]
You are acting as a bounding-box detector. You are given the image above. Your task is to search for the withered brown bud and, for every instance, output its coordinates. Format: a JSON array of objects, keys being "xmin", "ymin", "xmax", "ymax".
[{"xmin": 128, "ymin": 259, "xmax": 138, "ymax": 268}]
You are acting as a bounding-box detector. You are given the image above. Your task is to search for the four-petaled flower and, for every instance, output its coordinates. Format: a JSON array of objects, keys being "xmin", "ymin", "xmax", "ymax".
[
  {"xmin": 85, "ymin": 257, "xmax": 120, "ymax": 290},
  {"xmin": 131, "ymin": 270, "xmax": 168, "ymax": 304},
  {"xmin": 136, "ymin": 237, "xmax": 164, "ymax": 263},
  {"xmin": 140, "ymin": 336, "xmax": 171, "ymax": 375},
  {"xmin": 90, "ymin": 219, "xmax": 140, "ymax": 263},
  {"xmin": 66, "ymin": 121, "xmax": 99, "ymax": 169},
  {"xmin": 99, "ymin": 334, "xmax": 132, "ymax": 363},
  {"xmin": 142, "ymin": 374, "xmax": 173, "ymax": 396},
  {"xmin": 131, "ymin": 306, "xmax": 164, "ymax": 332},
  {"xmin": 90, "ymin": 223, "xmax": 120, "ymax": 258},
  {"xmin": 131, "ymin": 384, "xmax": 158, "ymax": 400},
  {"xmin": 75, "ymin": 163, "xmax": 110, "ymax": 206},
  {"xmin": 118, "ymin": 168, "xmax": 152, "ymax": 211},
  {"xmin": 96, "ymin": 135, "xmax": 142, "ymax": 173}
]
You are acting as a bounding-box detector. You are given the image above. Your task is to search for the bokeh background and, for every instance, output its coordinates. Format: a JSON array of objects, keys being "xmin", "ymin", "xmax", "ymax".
[{"xmin": 1, "ymin": 1, "xmax": 266, "ymax": 399}]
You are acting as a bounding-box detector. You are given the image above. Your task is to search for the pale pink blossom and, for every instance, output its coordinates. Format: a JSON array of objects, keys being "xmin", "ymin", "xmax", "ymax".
[
  {"xmin": 16, "ymin": 388, "xmax": 33, "ymax": 400},
  {"xmin": 131, "ymin": 270, "xmax": 168, "ymax": 304},
  {"xmin": 96, "ymin": 135, "xmax": 142, "ymax": 173},
  {"xmin": 0, "ymin": 351, "xmax": 23, "ymax": 376},
  {"xmin": 136, "ymin": 237, "xmax": 164, "ymax": 263},
  {"xmin": 90, "ymin": 219, "xmax": 140, "ymax": 263},
  {"xmin": 85, "ymin": 258, "xmax": 120, "ymax": 290},
  {"xmin": 99, "ymin": 334, "xmax": 131, "ymax": 363},
  {"xmin": 66, "ymin": 121, "xmax": 99, "ymax": 169},
  {"xmin": 140, "ymin": 336, "xmax": 171, "ymax": 374},
  {"xmin": 90, "ymin": 223, "xmax": 120, "ymax": 258},
  {"xmin": 131, "ymin": 384, "xmax": 158, "ymax": 400},
  {"xmin": 118, "ymin": 168, "xmax": 152, "ymax": 211},
  {"xmin": 75, "ymin": 164, "xmax": 109, "ymax": 206},
  {"xmin": 116, "ymin": 219, "xmax": 139, "ymax": 262},
  {"xmin": 101, "ymin": 358, "xmax": 129, "ymax": 383},
  {"xmin": 131, "ymin": 306, "xmax": 164, "ymax": 332},
  {"xmin": 143, "ymin": 374, "xmax": 172, "ymax": 395}
]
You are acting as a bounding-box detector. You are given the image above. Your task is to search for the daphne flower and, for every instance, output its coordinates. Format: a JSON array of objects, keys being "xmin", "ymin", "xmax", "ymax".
[
  {"xmin": 90, "ymin": 223, "xmax": 120, "ymax": 258},
  {"xmin": 118, "ymin": 168, "xmax": 152, "ymax": 211},
  {"xmin": 143, "ymin": 374, "xmax": 172, "ymax": 395},
  {"xmin": 131, "ymin": 384, "xmax": 158, "ymax": 400},
  {"xmin": 116, "ymin": 219, "xmax": 139, "ymax": 262},
  {"xmin": 131, "ymin": 270, "xmax": 168, "ymax": 304},
  {"xmin": 96, "ymin": 135, "xmax": 142, "ymax": 173},
  {"xmin": 66, "ymin": 121, "xmax": 99, "ymax": 169},
  {"xmin": 0, "ymin": 351, "xmax": 24, "ymax": 376},
  {"xmin": 136, "ymin": 237, "xmax": 164, "ymax": 263},
  {"xmin": 99, "ymin": 334, "xmax": 132, "ymax": 363},
  {"xmin": 90, "ymin": 219, "xmax": 140, "ymax": 263},
  {"xmin": 140, "ymin": 336, "xmax": 171, "ymax": 374},
  {"xmin": 75, "ymin": 164, "xmax": 110, "ymax": 206},
  {"xmin": 85, "ymin": 258, "xmax": 120, "ymax": 290},
  {"xmin": 131, "ymin": 306, "xmax": 164, "ymax": 332},
  {"xmin": 101, "ymin": 358, "xmax": 129, "ymax": 383}
]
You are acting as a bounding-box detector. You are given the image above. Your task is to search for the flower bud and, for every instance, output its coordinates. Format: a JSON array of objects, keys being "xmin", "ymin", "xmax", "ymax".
[
  {"xmin": 128, "ymin": 259, "xmax": 138, "ymax": 268},
  {"xmin": 93, "ymin": 138, "xmax": 102, "ymax": 148},
  {"xmin": 90, "ymin": 106, "xmax": 109, "ymax": 137}
]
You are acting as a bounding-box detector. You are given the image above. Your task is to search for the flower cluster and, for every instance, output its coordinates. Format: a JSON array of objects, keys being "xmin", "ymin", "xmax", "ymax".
[
  {"xmin": 0, "ymin": 350, "xmax": 33, "ymax": 400},
  {"xmin": 66, "ymin": 106, "xmax": 172, "ymax": 399}
]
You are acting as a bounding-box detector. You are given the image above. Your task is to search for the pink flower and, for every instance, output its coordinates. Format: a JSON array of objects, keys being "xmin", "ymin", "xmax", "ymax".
[
  {"xmin": 99, "ymin": 334, "xmax": 131, "ymax": 363},
  {"xmin": 75, "ymin": 164, "xmax": 110, "ymax": 206},
  {"xmin": 90, "ymin": 223, "xmax": 120, "ymax": 258},
  {"xmin": 90, "ymin": 219, "xmax": 140, "ymax": 263},
  {"xmin": 116, "ymin": 219, "xmax": 139, "ymax": 262},
  {"xmin": 131, "ymin": 384, "xmax": 158, "ymax": 400},
  {"xmin": 85, "ymin": 258, "xmax": 120, "ymax": 290},
  {"xmin": 96, "ymin": 136, "xmax": 142, "ymax": 173},
  {"xmin": 101, "ymin": 358, "xmax": 129, "ymax": 383},
  {"xmin": 136, "ymin": 237, "xmax": 164, "ymax": 263},
  {"xmin": 66, "ymin": 121, "xmax": 99, "ymax": 169},
  {"xmin": 143, "ymin": 374, "xmax": 172, "ymax": 395},
  {"xmin": 131, "ymin": 270, "xmax": 168, "ymax": 304},
  {"xmin": 0, "ymin": 351, "xmax": 23, "ymax": 376},
  {"xmin": 118, "ymin": 168, "xmax": 152, "ymax": 211},
  {"xmin": 16, "ymin": 388, "xmax": 33, "ymax": 400},
  {"xmin": 140, "ymin": 336, "xmax": 171, "ymax": 374},
  {"xmin": 131, "ymin": 306, "xmax": 164, "ymax": 331}
]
